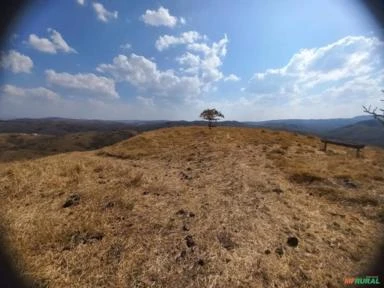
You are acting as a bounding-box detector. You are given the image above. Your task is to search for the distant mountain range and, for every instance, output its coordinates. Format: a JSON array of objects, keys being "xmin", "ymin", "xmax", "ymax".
[
  {"xmin": 0, "ymin": 115, "xmax": 383, "ymax": 147},
  {"xmin": 324, "ymin": 119, "xmax": 384, "ymax": 147},
  {"xmin": 246, "ymin": 115, "xmax": 372, "ymax": 133}
]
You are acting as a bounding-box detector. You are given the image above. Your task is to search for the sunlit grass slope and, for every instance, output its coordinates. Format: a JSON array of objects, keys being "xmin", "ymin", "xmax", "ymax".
[{"xmin": 1, "ymin": 126, "xmax": 383, "ymax": 287}]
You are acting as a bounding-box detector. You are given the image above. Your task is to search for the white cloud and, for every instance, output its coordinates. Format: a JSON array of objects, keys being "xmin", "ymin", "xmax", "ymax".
[
  {"xmin": 137, "ymin": 95, "xmax": 155, "ymax": 107},
  {"xmin": 156, "ymin": 32, "xmax": 229, "ymax": 84},
  {"xmin": 28, "ymin": 34, "xmax": 56, "ymax": 54},
  {"xmin": 1, "ymin": 84, "xmax": 60, "ymax": 103},
  {"xmin": 28, "ymin": 29, "xmax": 77, "ymax": 54},
  {"xmin": 180, "ymin": 17, "xmax": 186, "ymax": 25},
  {"xmin": 93, "ymin": 2, "xmax": 118, "ymax": 23},
  {"xmin": 141, "ymin": 6, "xmax": 179, "ymax": 27},
  {"xmin": 76, "ymin": 0, "xmax": 85, "ymax": 5},
  {"xmin": 120, "ymin": 43, "xmax": 132, "ymax": 50},
  {"xmin": 98, "ymin": 33, "xmax": 232, "ymax": 102},
  {"xmin": 177, "ymin": 52, "xmax": 201, "ymax": 74},
  {"xmin": 177, "ymin": 52, "xmax": 200, "ymax": 67},
  {"xmin": 155, "ymin": 31, "xmax": 203, "ymax": 51},
  {"xmin": 189, "ymin": 34, "xmax": 229, "ymax": 83},
  {"xmin": 247, "ymin": 36, "xmax": 384, "ymax": 96},
  {"xmin": 48, "ymin": 29, "xmax": 77, "ymax": 53},
  {"xmin": 97, "ymin": 53, "xmax": 201, "ymax": 101},
  {"xmin": 224, "ymin": 74, "xmax": 240, "ymax": 82},
  {"xmin": 97, "ymin": 54, "xmax": 158, "ymax": 84},
  {"xmin": 45, "ymin": 69, "xmax": 119, "ymax": 99},
  {"xmin": 240, "ymin": 35, "xmax": 384, "ymax": 119},
  {"xmin": 0, "ymin": 50, "xmax": 33, "ymax": 73}
]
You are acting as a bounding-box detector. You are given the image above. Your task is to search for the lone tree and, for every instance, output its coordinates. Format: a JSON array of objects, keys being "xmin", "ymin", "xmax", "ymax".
[
  {"xmin": 200, "ymin": 108, "xmax": 224, "ymax": 129},
  {"xmin": 363, "ymin": 90, "xmax": 384, "ymax": 125}
]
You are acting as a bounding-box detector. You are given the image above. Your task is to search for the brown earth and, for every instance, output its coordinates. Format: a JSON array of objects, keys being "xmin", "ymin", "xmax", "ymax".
[{"xmin": 0, "ymin": 126, "xmax": 383, "ymax": 287}]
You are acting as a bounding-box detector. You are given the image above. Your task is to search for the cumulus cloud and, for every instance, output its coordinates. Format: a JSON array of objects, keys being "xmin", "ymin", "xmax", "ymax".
[
  {"xmin": 1, "ymin": 84, "xmax": 60, "ymax": 103},
  {"xmin": 247, "ymin": 35, "xmax": 384, "ymax": 96},
  {"xmin": 241, "ymin": 35, "xmax": 384, "ymax": 119},
  {"xmin": 155, "ymin": 31, "xmax": 203, "ymax": 51},
  {"xmin": 45, "ymin": 69, "xmax": 119, "ymax": 99},
  {"xmin": 97, "ymin": 33, "xmax": 233, "ymax": 102},
  {"xmin": 120, "ymin": 43, "xmax": 132, "ymax": 50},
  {"xmin": 28, "ymin": 34, "xmax": 56, "ymax": 54},
  {"xmin": 176, "ymin": 52, "xmax": 201, "ymax": 74},
  {"xmin": 183, "ymin": 35, "xmax": 384, "ymax": 121},
  {"xmin": 188, "ymin": 34, "xmax": 229, "ymax": 83},
  {"xmin": 0, "ymin": 50, "xmax": 33, "ymax": 73},
  {"xmin": 97, "ymin": 54, "xmax": 201, "ymax": 100},
  {"xmin": 156, "ymin": 32, "xmax": 229, "ymax": 84},
  {"xmin": 141, "ymin": 6, "xmax": 181, "ymax": 28},
  {"xmin": 93, "ymin": 2, "xmax": 118, "ymax": 23},
  {"xmin": 76, "ymin": 0, "xmax": 85, "ymax": 5},
  {"xmin": 28, "ymin": 29, "xmax": 77, "ymax": 54},
  {"xmin": 224, "ymin": 74, "xmax": 240, "ymax": 82}
]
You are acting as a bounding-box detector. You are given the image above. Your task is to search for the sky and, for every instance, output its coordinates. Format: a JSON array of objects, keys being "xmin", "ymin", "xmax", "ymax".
[{"xmin": 0, "ymin": 0, "xmax": 384, "ymax": 121}]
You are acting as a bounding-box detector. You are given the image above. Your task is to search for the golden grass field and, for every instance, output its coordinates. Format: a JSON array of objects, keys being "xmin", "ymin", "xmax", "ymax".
[{"xmin": 0, "ymin": 126, "xmax": 383, "ymax": 287}]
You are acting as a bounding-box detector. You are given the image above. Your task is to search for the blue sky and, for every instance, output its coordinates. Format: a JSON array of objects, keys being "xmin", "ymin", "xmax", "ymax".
[{"xmin": 0, "ymin": 0, "xmax": 383, "ymax": 120}]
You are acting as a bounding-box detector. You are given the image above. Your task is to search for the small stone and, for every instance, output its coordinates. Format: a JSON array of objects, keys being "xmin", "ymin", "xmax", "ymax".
[
  {"xmin": 180, "ymin": 171, "xmax": 190, "ymax": 180},
  {"xmin": 143, "ymin": 191, "xmax": 149, "ymax": 195},
  {"xmin": 287, "ymin": 236, "xmax": 299, "ymax": 248},
  {"xmin": 176, "ymin": 209, "xmax": 187, "ymax": 216},
  {"xmin": 217, "ymin": 231, "xmax": 237, "ymax": 250},
  {"xmin": 176, "ymin": 250, "xmax": 187, "ymax": 261},
  {"xmin": 185, "ymin": 235, "xmax": 196, "ymax": 247},
  {"xmin": 343, "ymin": 179, "xmax": 358, "ymax": 189},
  {"xmin": 62, "ymin": 194, "xmax": 80, "ymax": 208},
  {"xmin": 182, "ymin": 224, "xmax": 190, "ymax": 231},
  {"xmin": 103, "ymin": 201, "xmax": 114, "ymax": 209},
  {"xmin": 264, "ymin": 249, "xmax": 271, "ymax": 255},
  {"xmin": 272, "ymin": 188, "xmax": 283, "ymax": 194},
  {"xmin": 86, "ymin": 232, "xmax": 104, "ymax": 242},
  {"xmin": 275, "ymin": 247, "xmax": 284, "ymax": 256},
  {"xmin": 197, "ymin": 259, "xmax": 205, "ymax": 266},
  {"xmin": 189, "ymin": 212, "xmax": 195, "ymax": 217}
]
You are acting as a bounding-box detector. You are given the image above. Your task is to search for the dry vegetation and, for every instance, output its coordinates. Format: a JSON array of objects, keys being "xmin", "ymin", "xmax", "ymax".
[
  {"xmin": 1, "ymin": 126, "xmax": 383, "ymax": 287},
  {"xmin": 0, "ymin": 130, "xmax": 137, "ymax": 162}
]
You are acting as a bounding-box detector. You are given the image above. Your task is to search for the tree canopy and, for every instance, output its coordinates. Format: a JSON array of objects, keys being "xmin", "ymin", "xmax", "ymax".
[{"xmin": 199, "ymin": 108, "xmax": 224, "ymax": 128}]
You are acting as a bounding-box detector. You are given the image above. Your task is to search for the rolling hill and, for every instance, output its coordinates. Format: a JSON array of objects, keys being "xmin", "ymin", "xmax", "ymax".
[
  {"xmin": 325, "ymin": 120, "xmax": 384, "ymax": 147},
  {"xmin": 2, "ymin": 116, "xmax": 383, "ymax": 148},
  {"xmin": 0, "ymin": 130, "xmax": 138, "ymax": 163},
  {"xmin": 0, "ymin": 118, "xmax": 135, "ymax": 135},
  {"xmin": 1, "ymin": 126, "xmax": 383, "ymax": 287},
  {"xmin": 248, "ymin": 115, "xmax": 372, "ymax": 134}
]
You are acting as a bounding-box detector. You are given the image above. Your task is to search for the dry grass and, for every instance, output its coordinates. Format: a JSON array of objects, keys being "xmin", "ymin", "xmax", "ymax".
[
  {"xmin": 0, "ymin": 126, "xmax": 383, "ymax": 287},
  {"xmin": 0, "ymin": 130, "xmax": 137, "ymax": 162}
]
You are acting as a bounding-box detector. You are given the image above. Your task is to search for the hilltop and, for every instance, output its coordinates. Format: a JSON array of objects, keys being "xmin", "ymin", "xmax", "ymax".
[{"xmin": 1, "ymin": 126, "xmax": 383, "ymax": 287}]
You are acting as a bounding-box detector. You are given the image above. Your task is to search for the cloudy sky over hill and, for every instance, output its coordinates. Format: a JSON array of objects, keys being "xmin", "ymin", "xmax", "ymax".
[{"xmin": 0, "ymin": 0, "xmax": 383, "ymax": 120}]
